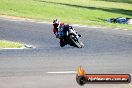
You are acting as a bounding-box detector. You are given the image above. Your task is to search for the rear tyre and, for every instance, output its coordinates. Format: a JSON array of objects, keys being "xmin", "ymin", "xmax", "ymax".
[
  {"xmin": 60, "ymin": 39, "xmax": 66, "ymax": 47},
  {"xmin": 60, "ymin": 43, "xmax": 65, "ymax": 47}
]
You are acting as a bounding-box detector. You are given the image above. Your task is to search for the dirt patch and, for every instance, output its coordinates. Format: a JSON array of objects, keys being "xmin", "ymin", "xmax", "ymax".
[{"xmin": 0, "ymin": 15, "xmax": 33, "ymax": 21}]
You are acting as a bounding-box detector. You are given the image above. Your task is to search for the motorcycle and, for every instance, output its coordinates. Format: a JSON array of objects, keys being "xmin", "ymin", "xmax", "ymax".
[{"xmin": 58, "ymin": 25, "xmax": 84, "ymax": 48}]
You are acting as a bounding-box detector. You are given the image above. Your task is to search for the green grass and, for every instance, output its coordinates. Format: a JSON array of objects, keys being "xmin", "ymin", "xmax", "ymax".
[
  {"xmin": 0, "ymin": 0, "xmax": 132, "ymax": 29},
  {"xmin": 0, "ymin": 40, "xmax": 24, "ymax": 48}
]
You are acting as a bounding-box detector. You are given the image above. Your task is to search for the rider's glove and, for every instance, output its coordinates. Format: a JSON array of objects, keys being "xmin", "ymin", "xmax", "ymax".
[{"xmin": 78, "ymin": 34, "xmax": 81, "ymax": 37}]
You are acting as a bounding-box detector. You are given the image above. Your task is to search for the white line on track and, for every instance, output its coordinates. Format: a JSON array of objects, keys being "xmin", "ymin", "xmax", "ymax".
[{"xmin": 47, "ymin": 71, "xmax": 77, "ymax": 74}]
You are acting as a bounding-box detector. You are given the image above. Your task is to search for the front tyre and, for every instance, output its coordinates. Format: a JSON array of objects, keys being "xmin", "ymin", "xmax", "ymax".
[{"xmin": 69, "ymin": 34, "xmax": 83, "ymax": 48}]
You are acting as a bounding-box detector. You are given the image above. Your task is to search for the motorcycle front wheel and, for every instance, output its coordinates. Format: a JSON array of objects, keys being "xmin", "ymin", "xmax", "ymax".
[{"xmin": 69, "ymin": 34, "xmax": 83, "ymax": 48}]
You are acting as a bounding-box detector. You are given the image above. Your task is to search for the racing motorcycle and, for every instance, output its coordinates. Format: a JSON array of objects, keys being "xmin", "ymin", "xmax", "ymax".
[{"xmin": 59, "ymin": 25, "xmax": 84, "ymax": 48}]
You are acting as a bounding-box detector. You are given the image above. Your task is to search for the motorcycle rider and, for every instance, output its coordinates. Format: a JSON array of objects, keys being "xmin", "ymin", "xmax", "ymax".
[
  {"xmin": 53, "ymin": 19, "xmax": 67, "ymax": 47},
  {"xmin": 53, "ymin": 19, "xmax": 82, "ymax": 47}
]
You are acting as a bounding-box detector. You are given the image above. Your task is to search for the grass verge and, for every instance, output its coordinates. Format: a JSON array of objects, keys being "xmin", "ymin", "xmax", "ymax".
[
  {"xmin": 0, "ymin": 0, "xmax": 132, "ymax": 29},
  {"xmin": 0, "ymin": 40, "xmax": 24, "ymax": 48}
]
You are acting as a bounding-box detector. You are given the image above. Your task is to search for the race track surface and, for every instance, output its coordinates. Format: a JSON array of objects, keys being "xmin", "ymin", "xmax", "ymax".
[{"xmin": 0, "ymin": 18, "xmax": 132, "ymax": 88}]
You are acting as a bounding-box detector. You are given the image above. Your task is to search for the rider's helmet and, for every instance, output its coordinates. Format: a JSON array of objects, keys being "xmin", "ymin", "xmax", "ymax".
[{"xmin": 53, "ymin": 19, "xmax": 59, "ymax": 28}]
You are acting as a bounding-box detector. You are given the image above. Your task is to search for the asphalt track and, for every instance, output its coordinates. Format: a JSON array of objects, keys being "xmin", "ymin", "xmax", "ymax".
[{"xmin": 0, "ymin": 18, "xmax": 132, "ymax": 88}]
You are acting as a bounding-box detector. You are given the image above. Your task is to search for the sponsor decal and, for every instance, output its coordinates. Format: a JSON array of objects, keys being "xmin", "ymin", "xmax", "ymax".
[{"xmin": 76, "ymin": 66, "xmax": 131, "ymax": 86}]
